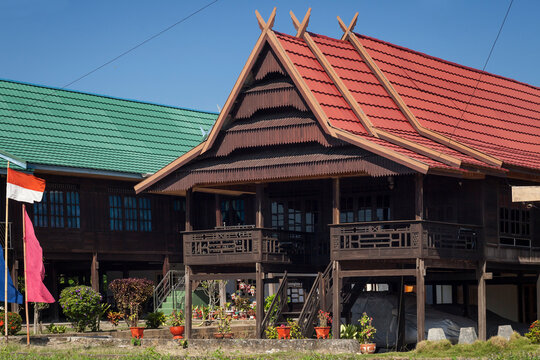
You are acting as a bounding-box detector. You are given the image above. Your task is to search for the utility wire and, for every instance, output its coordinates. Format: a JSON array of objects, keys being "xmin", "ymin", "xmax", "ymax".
[
  {"xmin": 1, "ymin": 0, "xmax": 219, "ymax": 126},
  {"xmin": 447, "ymin": 0, "xmax": 514, "ymax": 140}
]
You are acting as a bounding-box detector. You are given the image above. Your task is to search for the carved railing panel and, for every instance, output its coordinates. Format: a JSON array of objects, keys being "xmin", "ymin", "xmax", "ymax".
[{"xmin": 423, "ymin": 221, "xmax": 479, "ymax": 251}]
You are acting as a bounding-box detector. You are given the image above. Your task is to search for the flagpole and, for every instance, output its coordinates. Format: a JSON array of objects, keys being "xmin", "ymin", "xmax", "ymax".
[
  {"xmin": 22, "ymin": 204, "xmax": 29, "ymax": 345},
  {"xmin": 4, "ymin": 161, "xmax": 9, "ymax": 340}
]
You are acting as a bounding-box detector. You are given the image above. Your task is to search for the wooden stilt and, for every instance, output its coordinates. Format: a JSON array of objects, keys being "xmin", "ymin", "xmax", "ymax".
[
  {"xmin": 4, "ymin": 161, "xmax": 9, "ymax": 339},
  {"xmin": 162, "ymin": 255, "xmax": 170, "ymax": 279},
  {"xmin": 215, "ymin": 194, "xmax": 221, "ymax": 227},
  {"xmin": 537, "ymin": 274, "xmax": 540, "ymax": 321},
  {"xmin": 256, "ymin": 262, "xmax": 263, "ymax": 338},
  {"xmin": 477, "ymin": 261, "xmax": 487, "ymax": 341},
  {"xmin": 22, "ymin": 204, "xmax": 29, "ymax": 345},
  {"xmin": 463, "ymin": 283, "xmax": 470, "ymax": 317},
  {"xmin": 91, "ymin": 252, "xmax": 99, "ymax": 292},
  {"xmin": 416, "ymin": 258, "xmax": 425, "ymax": 343},
  {"xmin": 518, "ymin": 275, "xmax": 524, "ymax": 323},
  {"xmin": 332, "ymin": 178, "xmax": 340, "ymax": 224},
  {"xmin": 332, "ymin": 260, "xmax": 341, "ymax": 338},
  {"xmin": 10, "ymin": 260, "xmax": 18, "ymax": 314},
  {"xmin": 185, "ymin": 189, "xmax": 193, "ymax": 231},
  {"xmin": 185, "ymin": 265, "xmax": 192, "ymax": 339},
  {"xmin": 255, "ymin": 184, "xmax": 264, "ymax": 228},
  {"xmin": 397, "ymin": 277, "xmax": 405, "ymax": 350}
]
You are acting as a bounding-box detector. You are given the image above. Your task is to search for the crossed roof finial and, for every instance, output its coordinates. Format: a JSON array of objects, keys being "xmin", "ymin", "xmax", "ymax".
[
  {"xmin": 290, "ymin": 8, "xmax": 311, "ymax": 38},
  {"xmin": 255, "ymin": 8, "xmax": 276, "ymax": 33},
  {"xmin": 337, "ymin": 13, "xmax": 358, "ymax": 40}
]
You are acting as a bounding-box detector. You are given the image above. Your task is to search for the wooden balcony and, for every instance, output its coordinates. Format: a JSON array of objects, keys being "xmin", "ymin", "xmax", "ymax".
[
  {"xmin": 183, "ymin": 225, "xmax": 311, "ymax": 266},
  {"xmin": 330, "ymin": 220, "xmax": 481, "ymax": 261}
]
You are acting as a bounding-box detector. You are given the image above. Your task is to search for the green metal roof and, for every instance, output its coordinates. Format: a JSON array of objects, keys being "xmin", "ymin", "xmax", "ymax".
[{"xmin": 0, "ymin": 79, "xmax": 217, "ymax": 175}]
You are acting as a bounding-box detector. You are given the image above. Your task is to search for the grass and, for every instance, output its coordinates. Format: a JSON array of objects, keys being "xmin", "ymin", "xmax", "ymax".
[{"xmin": 0, "ymin": 333, "xmax": 538, "ymax": 359}]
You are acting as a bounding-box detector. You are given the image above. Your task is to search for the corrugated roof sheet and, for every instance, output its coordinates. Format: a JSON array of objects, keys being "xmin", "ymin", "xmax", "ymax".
[{"xmin": 0, "ymin": 79, "xmax": 217, "ymax": 174}]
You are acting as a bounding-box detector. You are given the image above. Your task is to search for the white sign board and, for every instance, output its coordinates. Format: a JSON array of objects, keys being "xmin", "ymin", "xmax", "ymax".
[{"xmin": 512, "ymin": 186, "xmax": 540, "ymax": 202}]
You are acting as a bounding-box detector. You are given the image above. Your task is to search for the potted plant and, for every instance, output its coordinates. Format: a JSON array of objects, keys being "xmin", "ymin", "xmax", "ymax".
[
  {"xmin": 314, "ymin": 310, "xmax": 332, "ymax": 339},
  {"xmin": 109, "ymin": 278, "xmax": 154, "ymax": 340},
  {"xmin": 357, "ymin": 312, "xmax": 377, "ymax": 354},
  {"xmin": 276, "ymin": 324, "xmax": 291, "ymax": 339},
  {"xmin": 214, "ymin": 307, "xmax": 233, "ymax": 339},
  {"xmin": 168, "ymin": 310, "xmax": 185, "ymax": 339}
]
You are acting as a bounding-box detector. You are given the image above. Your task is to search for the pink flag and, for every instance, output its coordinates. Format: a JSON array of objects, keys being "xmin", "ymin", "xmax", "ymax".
[{"xmin": 24, "ymin": 210, "xmax": 55, "ymax": 303}]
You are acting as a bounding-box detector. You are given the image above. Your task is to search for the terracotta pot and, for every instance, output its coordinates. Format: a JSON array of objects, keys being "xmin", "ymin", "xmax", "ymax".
[
  {"xmin": 130, "ymin": 327, "xmax": 145, "ymax": 339},
  {"xmin": 276, "ymin": 326, "xmax": 291, "ymax": 339},
  {"xmin": 214, "ymin": 333, "xmax": 224, "ymax": 339},
  {"xmin": 314, "ymin": 326, "xmax": 331, "ymax": 339},
  {"xmin": 360, "ymin": 343, "xmax": 376, "ymax": 354},
  {"xmin": 169, "ymin": 325, "xmax": 185, "ymax": 339},
  {"xmin": 223, "ymin": 333, "xmax": 233, "ymax": 339}
]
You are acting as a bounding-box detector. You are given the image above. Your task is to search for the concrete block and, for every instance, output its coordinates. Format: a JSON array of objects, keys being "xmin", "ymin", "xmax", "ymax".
[
  {"xmin": 427, "ymin": 328, "xmax": 446, "ymax": 341},
  {"xmin": 458, "ymin": 327, "xmax": 478, "ymax": 344},
  {"xmin": 497, "ymin": 325, "xmax": 513, "ymax": 340}
]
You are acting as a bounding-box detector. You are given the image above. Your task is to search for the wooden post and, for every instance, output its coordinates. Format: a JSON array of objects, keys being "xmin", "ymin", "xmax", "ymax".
[
  {"xmin": 10, "ymin": 260, "xmax": 18, "ymax": 313},
  {"xmin": 215, "ymin": 194, "xmax": 221, "ymax": 227},
  {"xmin": 319, "ymin": 272, "xmax": 326, "ymax": 311},
  {"xmin": 477, "ymin": 261, "xmax": 487, "ymax": 341},
  {"xmin": 185, "ymin": 189, "xmax": 193, "ymax": 231},
  {"xmin": 255, "ymin": 184, "xmax": 264, "ymax": 228},
  {"xmin": 256, "ymin": 263, "xmax": 264, "ymax": 338},
  {"xmin": 185, "ymin": 265, "xmax": 192, "ymax": 339},
  {"xmin": 463, "ymin": 283, "xmax": 470, "ymax": 317},
  {"xmin": 91, "ymin": 252, "xmax": 99, "ymax": 292},
  {"xmin": 397, "ymin": 277, "xmax": 406, "ymax": 350},
  {"xmin": 50, "ymin": 262, "xmax": 59, "ymax": 321},
  {"xmin": 415, "ymin": 173, "xmax": 424, "ymax": 220},
  {"xmin": 416, "ymin": 258, "xmax": 425, "ymax": 343},
  {"xmin": 537, "ymin": 274, "xmax": 540, "ymax": 321},
  {"xmin": 518, "ymin": 274, "xmax": 524, "ymax": 323},
  {"xmin": 162, "ymin": 255, "xmax": 170, "ymax": 279},
  {"xmin": 332, "ymin": 178, "xmax": 340, "ymax": 224},
  {"xmin": 332, "ymin": 260, "xmax": 341, "ymax": 338}
]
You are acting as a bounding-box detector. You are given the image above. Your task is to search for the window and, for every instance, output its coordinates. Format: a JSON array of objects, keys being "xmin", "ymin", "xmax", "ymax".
[
  {"xmin": 221, "ymin": 199, "xmax": 245, "ymax": 226},
  {"xmin": 271, "ymin": 201, "xmax": 285, "ymax": 230},
  {"xmin": 33, "ymin": 189, "xmax": 80, "ymax": 229},
  {"xmin": 338, "ymin": 193, "xmax": 391, "ymax": 223},
  {"xmin": 340, "ymin": 197, "xmax": 354, "ymax": 223},
  {"xmin": 108, "ymin": 195, "xmax": 152, "ymax": 232},
  {"xmin": 357, "ymin": 195, "xmax": 372, "ymax": 222},
  {"xmin": 499, "ymin": 187, "xmax": 531, "ymax": 247},
  {"xmin": 288, "ymin": 200, "xmax": 302, "ymax": 232},
  {"xmin": 305, "ymin": 200, "xmax": 319, "ymax": 233}
]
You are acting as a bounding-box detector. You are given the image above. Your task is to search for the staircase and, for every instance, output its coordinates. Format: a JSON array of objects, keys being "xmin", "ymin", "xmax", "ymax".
[
  {"xmin": 260, "ymin": 271, "xmax": 288, "ymax": 338},
  {"xmin": 153, "ymin": 270, "xmax": 185, "ymax": 315}
]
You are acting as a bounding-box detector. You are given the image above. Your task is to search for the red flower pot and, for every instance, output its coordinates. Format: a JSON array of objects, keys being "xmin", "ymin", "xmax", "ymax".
[
  {"xmin": 169, "ymin": 326, "xmax": 185, "ymax": 339},
  {"xmin": 214, "ymin": 333, "xmax": 224, "ymax": 339},
  {"xmin": 314, "ymin": 326, "xmax": 331, "ymax": 339},
  {"xmin": 276, "ymin": 326, "xmax": 291, "ymax": 339},
  {"xmin": 360, "ymin": 343, "xmax": 376, "ymax": 354},
  {"xmin": 224, "ymin": 333, "xmax": 233, "ymax": 339},
  {"xmin": 130, "ymin": 327, "xmax": 145, "ymax": 339}
]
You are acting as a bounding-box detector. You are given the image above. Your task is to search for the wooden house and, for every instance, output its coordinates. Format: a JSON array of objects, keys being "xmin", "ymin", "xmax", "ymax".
[
  {"xmin": 136, "ymin": 10, "xmax": 540, "ymax": 342},
  {"xmin": 0, "ymin": 79, "xmax": 217, "ymax": 318}
]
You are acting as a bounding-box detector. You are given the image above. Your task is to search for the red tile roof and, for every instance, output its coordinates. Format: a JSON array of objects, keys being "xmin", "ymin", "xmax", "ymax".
[{"xmin": 275, "ymin": 30, "xmax": 540, "ymax": 172}]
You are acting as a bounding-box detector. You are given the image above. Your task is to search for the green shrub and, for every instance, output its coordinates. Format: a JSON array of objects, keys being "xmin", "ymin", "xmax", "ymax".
[
  {"xmin": 46, "ymin": 323, "xmax": 66, "ymax": 334},
  {"xmin": 145, "ymin": 311, "xmax": 166, "ymax": 329},
  {"xmin": 59, "ymin": 285, "xmax": 102, "ymax": 332},
  {"xmin": 0, "ymin": 312, "xmax": 22, "ymax": 335},
  {"xmin": 265, "ymin": 319, "xmax": 304, "ymax": 339},
  {"xmin": 488, "ymin": 335, "xmax": 509, "ymax": 349},
  {"xmin": 526, "ymin": 320, "xmax": 540, "ymax": 344}
]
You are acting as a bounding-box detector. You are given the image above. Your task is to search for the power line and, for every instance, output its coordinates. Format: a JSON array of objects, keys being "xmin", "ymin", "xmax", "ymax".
[
  {"xmin": 62, "ymin": 0, "xmax": 219, "ymax": 89},
  {"xmin": 447, "ymin": 0, "xmax": 514, "ymax": 140}
]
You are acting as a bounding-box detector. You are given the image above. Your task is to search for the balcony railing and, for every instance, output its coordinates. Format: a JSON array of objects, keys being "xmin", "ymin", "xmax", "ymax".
[
  {"xmin": 183, "ymin": 225, "xmax": 310, "ymax": 265},
  {"xmin": 330, "ymin": 220, "xmax": 481, "ymax": 261}
]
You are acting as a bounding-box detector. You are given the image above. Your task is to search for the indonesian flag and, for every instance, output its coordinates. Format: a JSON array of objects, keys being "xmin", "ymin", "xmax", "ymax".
[{"xmin": 6, "ymin": 168, "xmax": 45, "ymax": 203}]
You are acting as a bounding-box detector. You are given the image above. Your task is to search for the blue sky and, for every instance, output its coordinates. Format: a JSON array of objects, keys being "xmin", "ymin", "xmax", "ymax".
[{"xmin": 1, "ymin": 0, "xmax": 538, "ymax": 113}]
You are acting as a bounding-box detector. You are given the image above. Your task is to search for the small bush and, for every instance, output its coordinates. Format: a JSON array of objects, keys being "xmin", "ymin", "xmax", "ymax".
[
  {"xmin": 46, "ymin": 323, "xmax": 66, "ymax": 334},
  {"xmin": 488, "ymin": 335, "xmax": 509, "ymax": 349},
  {"xmin": 525, "ymin": 320, "xmax": 540, "ymax": 344},
  {"xmin": 145, "ymin": 311, "xmax": 166, "ymax": 329},
  {"xmin": 0, "ymin": 312, "xmax": 22, "ymax": 335},
  {"xmin": 109, "ymin": 278, "xmax": 154, "ymax": 327},
  {"xmin": 59, "ymin": 285, "xmax": 102, "ymax": 332},
  {"xmin": 415, "ymin": 339, "xmax": 452, "ymax": 353}
]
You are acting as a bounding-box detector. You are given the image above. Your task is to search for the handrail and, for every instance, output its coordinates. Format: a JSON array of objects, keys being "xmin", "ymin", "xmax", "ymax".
[
  {"xmin": 328, "ymin": 219, "xmax": 482, "ymax": 228},
  {"xmin": 260, "ymin": 271, "xmax": 288, "ymax": 338},
  {"xmin": 153, "ymin": 270, "xmax": 185, "ymax": 312}
]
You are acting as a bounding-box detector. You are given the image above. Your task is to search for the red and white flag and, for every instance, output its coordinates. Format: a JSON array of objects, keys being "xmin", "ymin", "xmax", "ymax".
[
  {"xmin": 24, "ymin": 210, "xmax": 54, "ymax": 303},
  {"xmin": 6, "ymin": 168, "xmax": 45, "ymax": 203}
]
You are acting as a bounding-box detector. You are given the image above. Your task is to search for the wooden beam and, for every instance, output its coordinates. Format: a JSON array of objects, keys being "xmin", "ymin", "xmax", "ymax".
[
  {"xmin": 415, "ymin": 173, "xmax": 424, "ymax": 221},
  {"xmin": 190, "ymin": 273, "xmax": 257, "ymax": 281},
  {"xmin": 255, "ymin": 184, "xmax": 264, "ymax": 228},
  {"xmin": 185, "ymin": 265, "xmax": 192, "ymax": 339},
  {"xmin": 343, "ymin": 31, "xmax": 503, "ymax": 168},
  {"xmin": 416, "ymin": 258, "xmax": 425, "ymax": 342},
  {"xmin": 185, "ymin": 189, "xmax": 193, "ymax": 231},
  {"xmin": 332, "ymin": 178, "xmax": 340, "ymax": 224},
  {"xmin": 256, "ymin": 263, "xmax": 264, "ymax": 338},
  {"xmin": 255, "ymin": 8, "xmax": 276, "ymax": 32},
  {"xmin": 337, "ymin": 13, "xmax": 358, "ymax": 41},
  {"xmin": 477, "ymin": 260, "xmax": 487, "ymax": 341},
  {"xmin": 332, "ymin": 261, "xmax": 341, "ymax": 338},
  {"xmin": 340, "ymin": 269, "xmax": 417, "ymax": 278},
  {"xmin": 293, "ymin": 8, "xmax": 311, "ymax": 38},
  {"xmin": 291, "ymin": 10, "xmax": 377, "ymax": 136}
]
